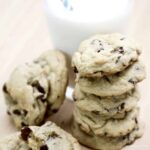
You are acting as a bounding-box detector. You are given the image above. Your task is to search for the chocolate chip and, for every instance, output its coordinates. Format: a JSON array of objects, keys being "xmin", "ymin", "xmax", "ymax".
[
  {"xmin": 32, "ymin": 80, "xmax": 45, "ymax": 94},
  {"xmin": 47, "ymin": 132, "xmax": 60, "ymax": 141},
  {"xmin": 135, "ymin": 118, "xmax": 138, "ymax": 124},
  {"xmin": 115, "ymin": 56, "xmax": 121, "ymax": 64},
  {"xmin": 21, "ymin": 122, "xmax": 28, "ymax": 127},
  {"xmin": 112, "ymin": 47, "xmax": 124, "ymax": 54},
  {"xmin": 23, "ymin": 109, "xmax": 28, "ymax": 116},
  {"xmin": 73, "ymin": 66, "xmax": 78, "ymax": 73},
  {"xmin": 120, "ymin": 103, "xmax": 125, "ymax": 110},
  {"xmin": 115, "ymin": 72, "xmax": 121, "ymax": 76},
  {"xmin": 104, "ymin": 132, "xmax": 107, "ymax": 136},
  {"xmin": 40, "ymin": 145, "xmax": 48, "ymax": 150},
  {"xmin": 92, "ymin": 110, "xmax": 99, "ymax": 115},
  {"xmin": 128, "ymin": 79, "xmax": 136, "ymax": 84},
  {"xmin": 118, "ymin": 47, "xmax": 124, "ymax": 54},
  {"xmin": 37, "ymin": 85, "xmax": 45, "ymax": 94},
  {"xmin": 3, "ymin": 84, "xmax": 8, "ymax": 93},
  {"xmin": 21, "ymin": 127, "xmax": 32, "ymax": 141},
  {"xmin": 129, "ymin": 58, "xmax": 136, "ymax": 64},
  {"xmin": 120, "ymin": 37, "xmax": 125, "ymax": 40},
  {"xmin": 50, "ymin": 131, "xmax": 59, "ymax": 138},
  {"xmin": 52, "ymin": 109, "xmax": 58, "ymax": 113},
  {"xmin": 13, "ymin": 109, "xmax": 27, "ymax": 116},
  {"xmin": 13, "ymin": 109, "xmax": 21, "ymax": 115},
  {"xmin": 78, "ymin": 123, "xmax": 82, "ymax": 128},
  {"xmin": 104, "ymin": 76, "xmax": 111, "ymax": 83},
  {"xmin": 97, "ymin": 47, "xmax": 104, "ymax": 53},
  {"xmin": 36, "ymin": 94, "xmax": 47, "ymax": 103},
  {"xmin": 121, "ymin": 135, "xmax": 126, "ymax": 140}
]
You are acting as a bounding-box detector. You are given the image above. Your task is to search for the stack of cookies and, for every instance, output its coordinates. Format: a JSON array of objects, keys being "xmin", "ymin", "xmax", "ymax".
[{"xmin": 71, "ymin": 34, "xmax": 146, "ymax": 150}]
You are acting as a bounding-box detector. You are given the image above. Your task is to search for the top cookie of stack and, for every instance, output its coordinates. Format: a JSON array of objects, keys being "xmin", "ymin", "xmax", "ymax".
[
  {"xmin": 72, "ymin": 33, "xmax": 141, "ymax": 78},
  {"xmin": 72, "ymin": 33, "xmax": 145, "ymax": 97}
]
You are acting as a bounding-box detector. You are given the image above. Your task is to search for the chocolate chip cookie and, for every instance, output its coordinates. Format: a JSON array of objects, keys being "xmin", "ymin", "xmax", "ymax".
[
  {"xmin": 77, "ymin": 61, "xmax": 145, "ymax": 96},
  {"xmin": 0, "ymin": 121, "xmax": 80, "ymax": 150},
  {"xmin": 72, "ymin": 33, "xmax": 141, "ymax": 77},
  {"xmin": 73, "ymin": 84, "xmax": 139, "ymax": 118},
  {"xmin": 74, "ymin": 107, "xmax": 139, "ymax": 137},
  {"xmin": 3, "ymin": 50, "xmax": 68, "ymax": 128},
  {"xmin": 72, "ymin": 118, "xmax": 144, "ymax": 150}
]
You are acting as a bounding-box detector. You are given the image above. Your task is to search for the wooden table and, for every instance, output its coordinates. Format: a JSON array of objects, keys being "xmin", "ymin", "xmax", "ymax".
[{"xmin": 0, "ymin": 0, "xmax": 149, "ymax": 149}]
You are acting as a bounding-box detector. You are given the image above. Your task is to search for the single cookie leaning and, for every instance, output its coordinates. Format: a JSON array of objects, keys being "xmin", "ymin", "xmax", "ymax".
[
  {"xmin": 0, "ymin": 121, "xmax": 81, "ymax": 150},
  {"xmin": 3, "ymin": 50, "xmax": 68, "ymax": 128},
  {"xmin": 72, "ymin": 118, "xmax": 144, "ymax": 150},
  {"xmin": 74, "ymin": 84, "xmax": 139, "ymax": 119},
  {"xmin": 77, "ymin": 61, "xmax": 145, "ymax": 96},
  {"xmin": 74, "ymin": 107, "xmax": 139, "ymax": 137},
  {"xmin": 72, "ymin": 33, "xmax": 141, "ymax": 77}
]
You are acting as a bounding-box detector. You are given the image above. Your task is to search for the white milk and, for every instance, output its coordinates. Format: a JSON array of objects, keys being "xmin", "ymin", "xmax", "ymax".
[{"xmin": 45, "ymin": 0, "xmax": 134, "ymax": 55}]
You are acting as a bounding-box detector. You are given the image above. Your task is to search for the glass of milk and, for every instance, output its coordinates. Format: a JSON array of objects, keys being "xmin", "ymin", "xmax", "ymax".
[
  {"xmin": 45, "ymin": 0, "xmax": 134, "ymax": 55},
  {"xmin": 44, "ymin": 0, "xmax": 135, "ymax": 97}
]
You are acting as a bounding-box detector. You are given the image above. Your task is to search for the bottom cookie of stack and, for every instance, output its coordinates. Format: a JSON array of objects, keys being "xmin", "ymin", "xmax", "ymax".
[{"xmin": 71, "ymin": 118, "xmax": 144, "ymax": 150}]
